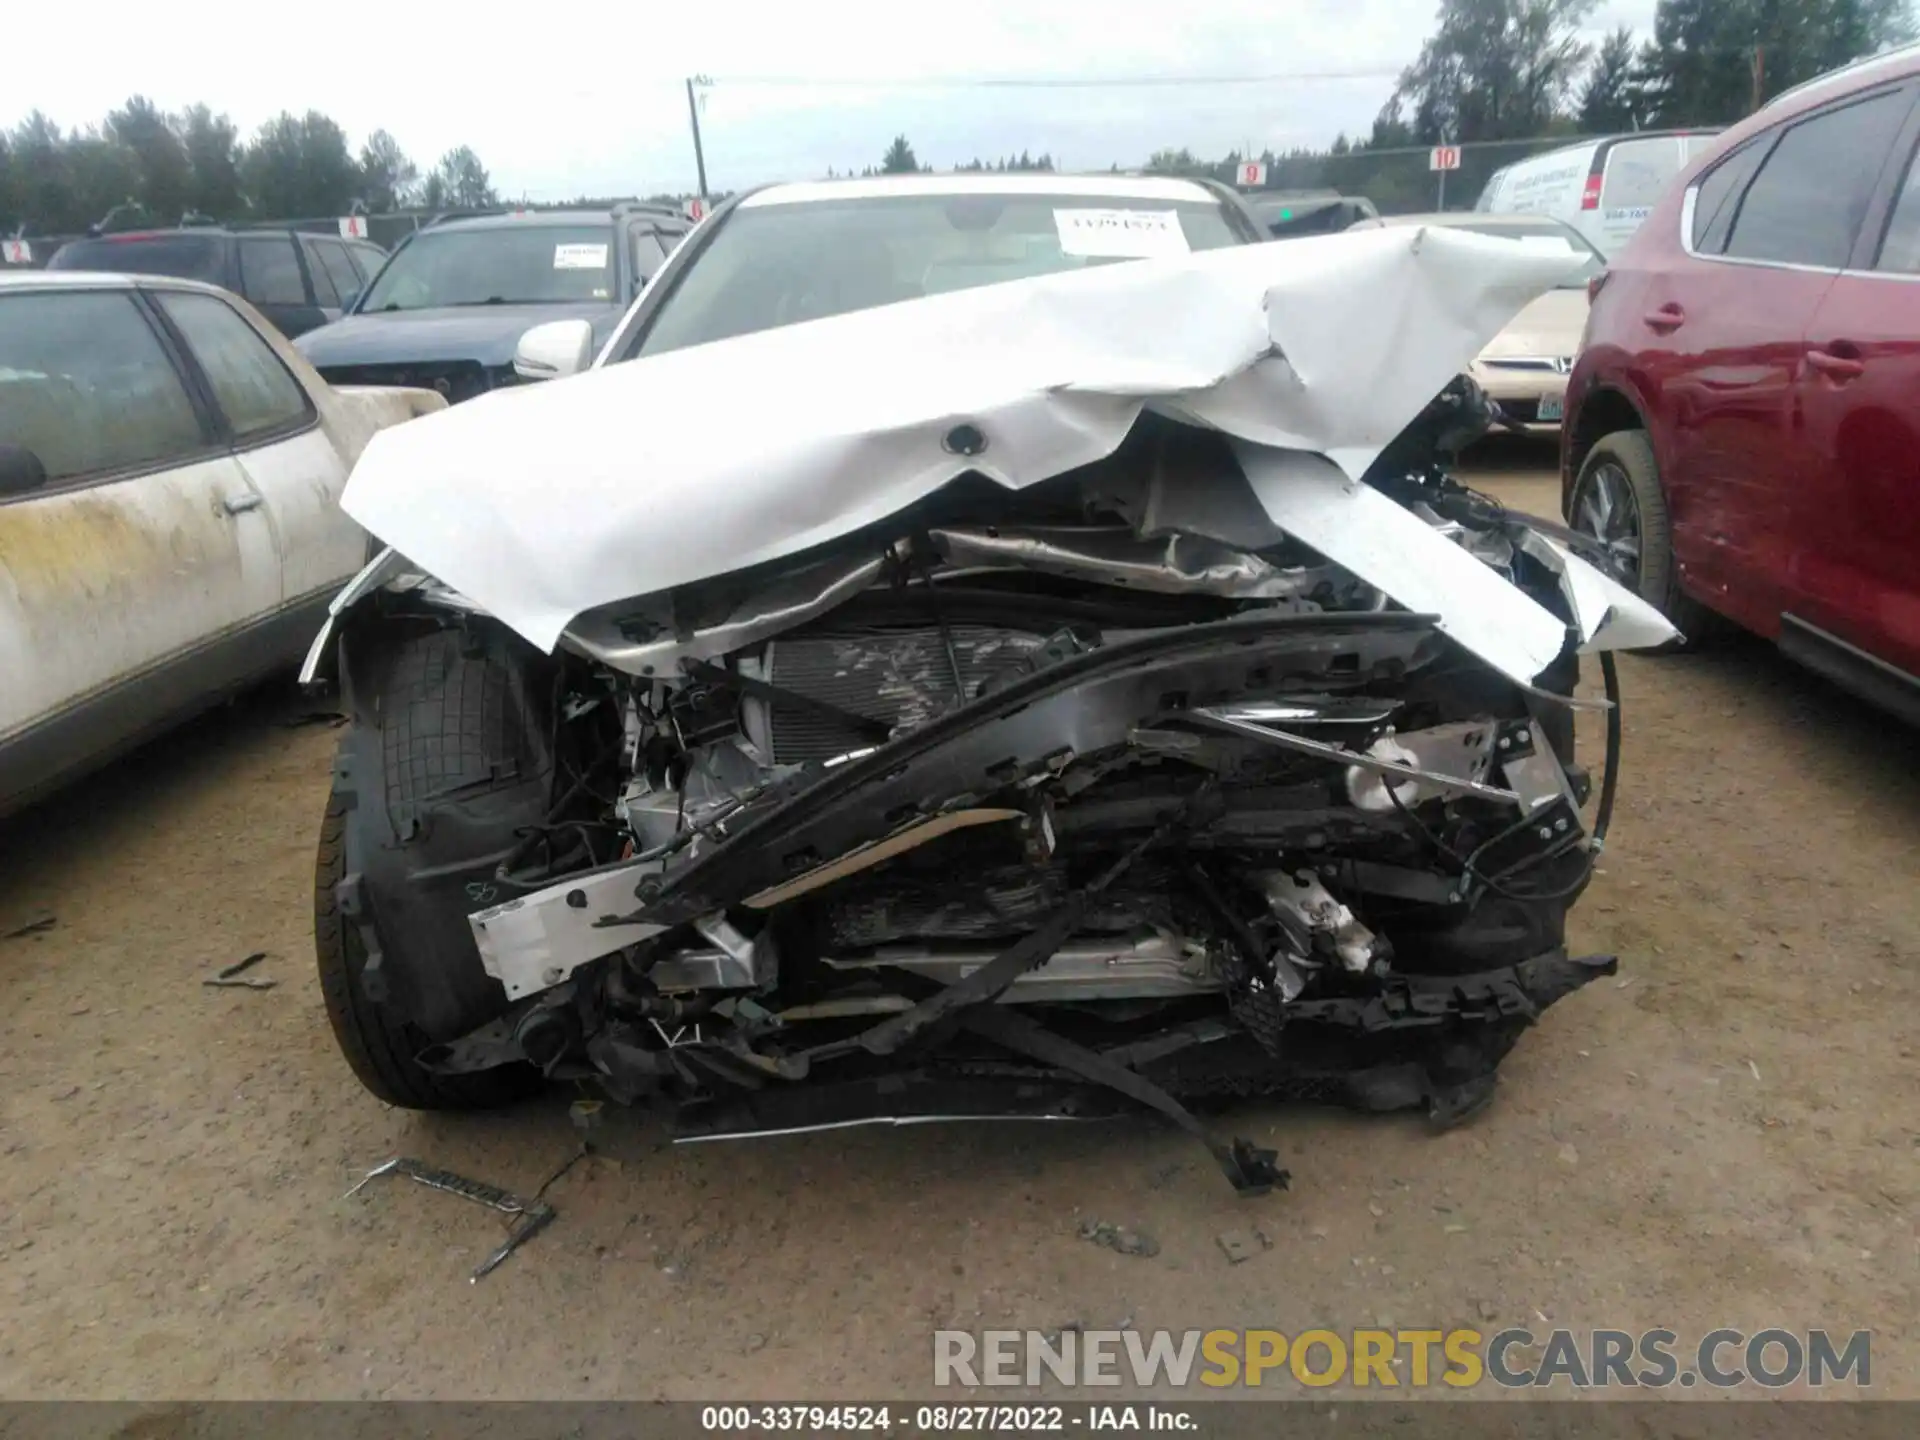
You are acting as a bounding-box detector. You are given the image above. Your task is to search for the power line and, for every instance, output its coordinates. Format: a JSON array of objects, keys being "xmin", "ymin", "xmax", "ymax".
[
  {"xmin": 701, "ymin": 38, "xmax": 1859, "ymax": 92},
  {"xmin": 703, "ymin": 68, "xmax": 1405, "ymax": 89}
]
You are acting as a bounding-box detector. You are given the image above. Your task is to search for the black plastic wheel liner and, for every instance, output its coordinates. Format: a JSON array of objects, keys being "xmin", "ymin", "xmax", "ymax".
[
  {"xmin": 610, "ymin": 611, "xmax": 1447, "ymax": 929},
  {"xmin": 331, "ymin": 622, "xmax": 562, "ymax": 1041}
]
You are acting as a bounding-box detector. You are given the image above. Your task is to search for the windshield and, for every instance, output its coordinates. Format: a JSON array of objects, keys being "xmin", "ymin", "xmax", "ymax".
[
  {"xmin": 637, "ymin": 192, "xmax": 1242, "ymax": 357},
  {"xmin": 357, "ymin": 224, "xmax": 616, "ymax": 312},
  {"xmin": 49, "ymin": 233, "xmax": 225, "ymax": 284},
  {"xmin": 1431, "ymin": 218, "xmax": 1606, "ymax": 287}
]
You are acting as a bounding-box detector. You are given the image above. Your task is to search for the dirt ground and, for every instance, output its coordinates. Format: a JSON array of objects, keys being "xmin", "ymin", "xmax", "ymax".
[{"xmin": 1, "ymin": 443, "xmax": 1915, "ymax": 1401}]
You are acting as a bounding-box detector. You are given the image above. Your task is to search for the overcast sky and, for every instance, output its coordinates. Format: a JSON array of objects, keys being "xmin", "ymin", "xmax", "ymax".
[{"xmin": 10, "ymin": 0, "xmax": 1658, "ymax": 200}]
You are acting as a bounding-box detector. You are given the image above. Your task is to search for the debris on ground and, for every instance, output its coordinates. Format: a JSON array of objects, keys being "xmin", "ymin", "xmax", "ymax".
[
  {"xmin": 533, "ymin": 1143, "xmax": 592, "ymax": 1201},
  {"xmin": 277, "ymin": 711, "xmax": 348, "ymax": 730},
  {"xmin": 3, "ymin": 912, "xmax": 56, "ymax": 941},
  {"xmin": 345, "ymin": 1156, "xmax": 557, "ymax": 1282},
  {"xmin": 1077, "ymin": 1219, "xmax": 1159, "ymax": 1258},
  {"xmin": 204, "ymin": 951, "xmax": 275, "ymax": 989},
  {"xmin": 1216, "ymin": 1230, "xmax": 1259, "ymax": 1265}
]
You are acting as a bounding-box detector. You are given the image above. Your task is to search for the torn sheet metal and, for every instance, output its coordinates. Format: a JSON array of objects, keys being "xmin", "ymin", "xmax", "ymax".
[
  {"xmin": 298, "ymin": 546, "xmax": 405, "ymax": 684},
  {"xmin": 340, "ymin": 225, "xmax": 1584, "ymax": 657},
  {"xmin": 1234, "ymin": 445, "xmax": 1677, "ymax": 685},
  {"xmin": 1234, "ymin": 443, "xmax": 1571, "ymax": 685},
  {"xmin": 1513, "ymin": 528, "xmax": 1679, "ymax": 654},
  {"xmin": 927, "ymin": 525, "xmax": 1313, "ymax": 599}
]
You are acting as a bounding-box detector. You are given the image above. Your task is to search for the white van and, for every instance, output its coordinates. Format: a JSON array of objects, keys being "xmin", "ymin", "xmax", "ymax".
[{"xmin": 1474, "ymin": 130, "xmax": 1723, "ymax": 254}]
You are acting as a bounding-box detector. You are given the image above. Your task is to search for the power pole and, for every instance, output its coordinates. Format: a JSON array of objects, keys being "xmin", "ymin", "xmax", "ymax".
[
  {"xmin": 686, "ymin": 76, "xmax": 711, "ymax": 201},
  {"xmin": 1751, "ymin": 45, "xmax": 1765, "ymax": 113}
]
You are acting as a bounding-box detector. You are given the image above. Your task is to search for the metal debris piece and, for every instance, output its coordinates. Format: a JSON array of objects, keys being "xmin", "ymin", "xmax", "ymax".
[
  {"xmin": 345, "ymin": 1156, "xmax": 556, "ymax": 1282},
  {"xmin": 216, "ymin": 951, "xmax": 269, "ymax": 979},
  {"xmin": 1077, "ymin": 1219, "xmax": 1159, "ymax": 1258},
  {"xmin": 3, "ymin": 912, "xmax": 56, "ymax": 941},
  {"xmin": 204, "ymin": 951, "xmax": 274, "ymax": 989},
  {"xmin": 1216, "ymin": 1230, "xmax": 1258, "ymax": 1265}
]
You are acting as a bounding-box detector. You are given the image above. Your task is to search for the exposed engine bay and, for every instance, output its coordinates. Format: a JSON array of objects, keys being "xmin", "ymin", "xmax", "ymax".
[{"xmin": 316, "ymin": 379, "xmax": 1650, "ymax": 1195}]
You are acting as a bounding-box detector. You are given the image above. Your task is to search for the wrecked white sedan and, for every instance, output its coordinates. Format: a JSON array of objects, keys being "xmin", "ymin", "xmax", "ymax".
[
  {"xmin": 0, "ymin": 271, "xmax": 443, "ymax": 818},
  {"xmin": 304, "ymin": 176, "xmax": 1673, "ymax": 1194}
]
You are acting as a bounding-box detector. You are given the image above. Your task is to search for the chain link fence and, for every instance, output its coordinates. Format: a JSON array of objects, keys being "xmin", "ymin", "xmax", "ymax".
[
  {"xmin": 1253, "ymin": 135, "xmax": 1600, "ymax": 215},
  {"xmin": 2, "ymin": 137, "xmax": 1615, "ymax": 270}
]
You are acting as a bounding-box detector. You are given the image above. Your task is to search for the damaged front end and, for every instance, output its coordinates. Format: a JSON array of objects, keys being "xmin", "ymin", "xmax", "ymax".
[{"xmin": 316, "ymin": 379, "xmax": 1650, "ymax": 1195}]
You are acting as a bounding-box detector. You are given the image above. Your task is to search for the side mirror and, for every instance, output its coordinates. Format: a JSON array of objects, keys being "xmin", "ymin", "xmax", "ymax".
[
  {"xmin": 513, "ymin": 319, "xmax": 595, "ymax": 381},
  {"xmin": 0, "ymin": 443, "xmax": 48, "ymax": 497},
  {"xmin": 338, "ymin": 286, "xmax": 361, "ymax": 312}
]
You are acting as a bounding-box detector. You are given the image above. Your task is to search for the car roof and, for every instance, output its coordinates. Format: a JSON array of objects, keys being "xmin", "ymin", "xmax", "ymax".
[
  {"xmin": 738, "ymin": 174, "xmax": 1225, "ymax": 209},
  {"xmin": 1763, "ymin": 40, "xmax": 1920, "ymax": 115},
  {"xmin": 424, "ymin": 210, "xmax": 625, "ymax": 234},
  {"xmin": 0, "ymin": 269, "xmax": 236, "ymax": 297},
  {"xmin": 1252, "ymin": 188, "xmax": 1358, "ymax": 203},
  {"xmin": 1679, "ymin": 44, "xmax": 1920, "ymax": 184},
  {"xmin": 1501, "ymin": 128, "xmax": 1718, "ymax": 171},
  {"xmin": 57, "ymin": 226, "xmax": 293, "ymax": 240}
]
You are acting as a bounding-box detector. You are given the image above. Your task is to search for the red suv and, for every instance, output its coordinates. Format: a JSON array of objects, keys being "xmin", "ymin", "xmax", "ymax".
[{"xmin": 1564, "ymin": 46, "xmax": 1920, "ymax": 722}]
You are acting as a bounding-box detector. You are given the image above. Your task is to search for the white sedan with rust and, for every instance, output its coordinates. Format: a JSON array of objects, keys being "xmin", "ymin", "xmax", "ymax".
[{"xmin": 0, "ymin": 270, "xmax": 443, "ymax": 817}]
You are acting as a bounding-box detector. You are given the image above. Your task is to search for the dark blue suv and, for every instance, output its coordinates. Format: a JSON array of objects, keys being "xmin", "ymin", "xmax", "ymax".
[{"xmin": 294, "ymin": 203, "xmax": 689, "ymax": 403}]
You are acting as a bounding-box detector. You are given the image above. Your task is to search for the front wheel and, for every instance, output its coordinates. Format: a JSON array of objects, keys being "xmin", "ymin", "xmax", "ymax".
[
  {"xmin": 1569, "ymin": 429, "xmax": 1723, "ymax": 646},
  {"xmin": 314, "ymin": 783, "xmax": 540, "ymax": 1109}
]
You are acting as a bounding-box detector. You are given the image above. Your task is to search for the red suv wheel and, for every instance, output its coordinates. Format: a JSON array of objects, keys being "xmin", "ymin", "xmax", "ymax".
[{"xmin": 1569, "ymin": 430, "xmax": 1722, "ymax": 647}]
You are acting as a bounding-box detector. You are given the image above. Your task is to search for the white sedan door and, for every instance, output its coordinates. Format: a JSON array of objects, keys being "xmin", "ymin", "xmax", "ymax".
[
  {"xmin": 0, "ymin": 285, "xmax": 280, "ymax": 809},
  {"xmin": 148, "ymin": 289, "xmax": 368, "ymax": 612}
]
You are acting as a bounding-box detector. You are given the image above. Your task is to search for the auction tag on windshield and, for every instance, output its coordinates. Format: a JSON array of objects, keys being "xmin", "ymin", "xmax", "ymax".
[
  {"xmin": 1053, "ymin": 208, "xmax": 1189, "ymax": 259},
  {"xmin": 552, "ymin": 243, "xmax": 609, "ymax": 270}
]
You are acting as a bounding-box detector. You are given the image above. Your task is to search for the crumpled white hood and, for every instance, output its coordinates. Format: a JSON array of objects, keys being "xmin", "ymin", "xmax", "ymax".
[{"xmin": 341, "ymin": 224, "xmax": 1675, "ymax": 680}]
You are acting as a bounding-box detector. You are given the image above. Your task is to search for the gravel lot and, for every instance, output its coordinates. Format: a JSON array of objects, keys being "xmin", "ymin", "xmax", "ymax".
[{"xmin": 1, "ymin": 446, "xmax": 1914, "ymax": 1399}]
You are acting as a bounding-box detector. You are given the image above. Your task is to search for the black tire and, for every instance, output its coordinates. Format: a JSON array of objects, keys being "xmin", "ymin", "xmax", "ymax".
[
  {"xmin": 315, "ymin": 783, "xmax": 541, "ymax": 1109},
  {"xmin": 1569, "ymin": 429, "xmax": 1725, "ymax": 645}
]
